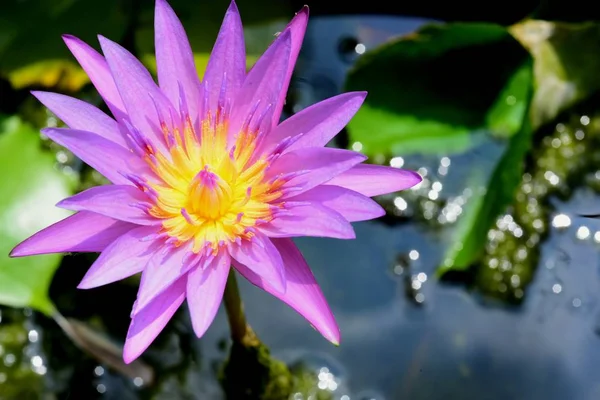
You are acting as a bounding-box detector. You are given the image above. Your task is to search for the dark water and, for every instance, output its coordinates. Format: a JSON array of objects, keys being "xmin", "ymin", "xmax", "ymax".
[{"xmin": 3, "ymin": 15, "xmax": 600, "ymax": 400}]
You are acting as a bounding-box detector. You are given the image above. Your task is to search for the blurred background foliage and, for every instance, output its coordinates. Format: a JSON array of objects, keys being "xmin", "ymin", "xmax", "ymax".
[{"xmin": 2, "ymin": 0, "xmax": 600, "ymax": 398}]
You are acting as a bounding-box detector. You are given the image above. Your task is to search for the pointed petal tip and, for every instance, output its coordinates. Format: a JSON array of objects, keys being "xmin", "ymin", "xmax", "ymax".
[
  {"xmin": 61, "ymin": 34, "xmax": 77, "ymax": 43},
  {"xmin": 299, "ymin": 5, "xmax": 309, "ymax": 16},
  {"xmin": 76, "ymin": 280, "xmax": 93, "ymax": 290},
  {"xmin": 55, "ymin": 198, "xmax": 70, "ymax": 209},
  {"xmin": 315, "ymin": 323, "xmax": 340, "ymax": 346},
  {"xmin": 227, "ymin": 0, "xmax": 240, "ymax": 12},
  {"xmin": 190, "ymin": 321, "xmax": 209, "ymax": 339},
  {"xmin": 405, "ymin": 169, "xmax": 424, "ymax": 187},
  {"xmin": 9, "ymin": 245, "xmax": 24, "ymax": 258},
  {"xmin": 122, "ymin": 344, "xmax": 140, "ymax": 365},
  {"xmin": 343, "ymin": 229, "xmax": 357, "ymax": 240},
  {"xmin": 97, "ymin": 34, "xmax": 108, "ymax": 45},
  {"xmin": 9, "ymin": 239, "xmax": 44, "ymax": 258}
]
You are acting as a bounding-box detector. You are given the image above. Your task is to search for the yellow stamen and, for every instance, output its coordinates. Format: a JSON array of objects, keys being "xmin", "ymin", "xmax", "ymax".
[{"xmin": 146, "ymin": 117, "xmax": 281, "ymax": 253}]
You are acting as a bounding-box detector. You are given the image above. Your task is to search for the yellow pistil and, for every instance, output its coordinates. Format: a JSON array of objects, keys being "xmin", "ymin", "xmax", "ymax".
[{"xmin": 145, "ymin": 113, "xmax": 282, "ymax": 253}]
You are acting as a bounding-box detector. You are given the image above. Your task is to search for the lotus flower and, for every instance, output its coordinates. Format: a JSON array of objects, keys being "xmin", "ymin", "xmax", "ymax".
[{"xmin": 10, "ymin": 0, "xmax": 421, "ymax": 362}]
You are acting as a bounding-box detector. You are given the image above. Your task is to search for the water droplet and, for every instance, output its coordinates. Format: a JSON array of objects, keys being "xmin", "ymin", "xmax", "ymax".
[
  {"xmin": 27, "ymin": 330, "xmax": 38, "ymax": 343},
  {"xmin": 580, "ymin": 115, "xmax": 590, "ymax": 125},
  {"xmin": 544, "ymin": 170, "xmax": 560, "ymax": 185},
  {"xmin": 31, "ymin": 355, "xmax": 42, "ymax": 368},
  {"xmin": 408, "ymin": 250, "xmax": 420, "ymax": 261},
  {"xmin": 576, "ymin": 226, "xmax": 591, "ymax": 240},
  {"xmin": 393, "ymin": 196, "xmax": 407, "ymax": 211},
  {"xmin": 510, "ymin": 274, "xmax": 521, "ymax": 288},
  {"xmin": 351, "ymin": 141, "xmax": 363, "ymax": 152},
  {"xmin": 551, "ymin": 138, "xmax": 562, "ymax": 148},
  {"xmin": 415, "ymin": 293, "xmax": 425, "ymax": 303},
  {"xmin": 355, "ymin": 43, "xmax": 366, "ymax": 54},
  {"xmin": 390, "ymin": 156, "xmax": 404, "ymax": 168},
  {"xmin": 4, "ymin": 353, "xmax": 16, "ymax": 367},
  {"xmin": 97, "ymin": 383, "xmax": 107, "ymax": 394},
  {"xmin": 552, "ymin": 283, "xmax": 563, "ymax": 294},
  {"xmin": 552, "ymin": 213, "xmax": 571, "ymax": 229}
]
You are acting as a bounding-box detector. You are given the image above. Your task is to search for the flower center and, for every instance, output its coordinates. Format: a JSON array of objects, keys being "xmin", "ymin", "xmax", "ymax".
[
  {"xmin": 187, "ymin": 166, "xmax": 232, "ymax": 220},
  {"xmin": 137, "ymin": 113, "xmax": 283, "ymax": 254}
]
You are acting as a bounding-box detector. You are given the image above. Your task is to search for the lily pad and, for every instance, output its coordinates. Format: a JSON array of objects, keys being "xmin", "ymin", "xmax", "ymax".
[
  {"xmin": 510, "ymin": 20, "xmax": 600, "ymax": 129},
  {"xmin": 0, "ymin": 116, "xmax": 72, "ymax": 315},
  {"xmin": 438, "ymin": 62, "xmax": 534, "ymax": 275},
  {"xmin": 344, "ymin": 23, "xmax": 532, "ymax": 157}
]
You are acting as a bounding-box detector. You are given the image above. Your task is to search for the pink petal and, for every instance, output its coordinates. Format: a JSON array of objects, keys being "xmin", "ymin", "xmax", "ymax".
[
  {"xmin": 78, "ymin": 226, "xmax": 159, "ymax": 289},
  {"xmin": 132, "ymin": 243, "xmax": 195, "ymax": 315},
  {"xmin": 228, "ymin": 29, "xmax": 291, "ymax": 143},
  {"xmin": 186, "ymin": 251, "xmax": 231, "ymax": 337},
  {"xmin": 10, "ymin": 212, "xmax": 135, "ymax": 257},
  {"xmin": 229, "ymin": 233, "xmax": 286, "ymax": 293},
  {"xmin": 62, "ymin": 35, "xmax": 126, "ymax": 119},
  {"xmin": 326, "ymin": 164, "xmax": 423, "ymax": 197},
  {"xmin": 154, "ymin": 0, "xmax": 200, "ymax": 118},
  {"xmin": 234, "ymin": 238, "xmax": 339, "ymax": 344},
  {"xmin": 268, "ymin": 147, "xmax": 366, "ymax": 195},
  {"xmin": 260, "ymin": 202, "xmax": 355, "ymax": 239},
  {"xmin": 57, "ymin": 185, "xmax": 158, "ymax": 226},
  {"xmin": 203, "ymin": 1, "xmax": 245, "ymax": 114},
  {"xmin": 123, "ymin": 276, "xmax": 186, "ymax": 363},
  {"xmin": 31, "ymin": 91, "xmax": 126, "ymax": 147},
  {"xmin": 272, "ymin": 6, "xmax": 309, "ymax": 126},
  {"xmin": 41, "ymin": 128, "xmax": 148, "ymax": 185},
  {"xmin": 99, "ymin": 36, "xmax": 175, "ymax": 152},
  {"xmin": 265, "ymin": 92, "xmax": 366, "ymax": 153},
  {"xmin": 289, "ymin": 185, "xmax": 385, "ymax": 222}
]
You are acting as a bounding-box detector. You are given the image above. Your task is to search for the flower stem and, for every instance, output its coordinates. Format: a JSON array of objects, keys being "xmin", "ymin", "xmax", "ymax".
[{"xmin": 223, "ymin": 269, "xmax": 258, "ymax": 346}]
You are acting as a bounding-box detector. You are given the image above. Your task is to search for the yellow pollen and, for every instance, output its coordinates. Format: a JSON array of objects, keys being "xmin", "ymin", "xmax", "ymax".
[{"xmin": 145, "ymin": 115, "xmax": 282, "ymax": 253}]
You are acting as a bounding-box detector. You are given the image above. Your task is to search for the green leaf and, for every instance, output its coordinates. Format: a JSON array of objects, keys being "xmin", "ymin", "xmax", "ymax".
[
  {"xmin": 0, "ymin": 0, "xmax": 127, "ymax": 91},
  {"xmin": 510, "ymin": 20, "xmax": 600, "ymax": 129},
  {"xmin": 438, "ymin": 62, "xmax": 534, "ymax": 275},
  {"xmin": 0, "ymin": 116, "xmax": 72, "ymax": 315},
  {"xmin": 344, "ymin": 23, "xmax": 532, "ymax": 157}
]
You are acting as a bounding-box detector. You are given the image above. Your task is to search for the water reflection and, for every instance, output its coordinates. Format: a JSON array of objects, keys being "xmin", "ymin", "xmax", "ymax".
[{"xmin": 199, "ymin": 15, "xmax": 600, "ymax": 400}]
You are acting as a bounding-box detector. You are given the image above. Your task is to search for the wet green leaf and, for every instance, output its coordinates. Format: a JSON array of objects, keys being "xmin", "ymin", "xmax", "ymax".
[
  {"xmin": 510, "ymin": 20, "xmax": 600, "ymax": 129},
  {"xmin": 344, "ymin": 23, "xmax": 532, "ymax": 157},
  {"xmin": 438, "ymin": 63, "xmax": 534, "ymax": 275},
  {"xmin": 0, "ymin": 116, "xmax": 72, "ymax": 315},
  {"xmin": 0, "ymin": 0, "xmax": 128, "ymax": 91}
]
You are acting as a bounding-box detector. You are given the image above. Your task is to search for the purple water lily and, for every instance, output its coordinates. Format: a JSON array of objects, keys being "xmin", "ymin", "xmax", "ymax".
[{"xmin": 10, "ymin": 0, "xmax": 421, "ymax": 363}]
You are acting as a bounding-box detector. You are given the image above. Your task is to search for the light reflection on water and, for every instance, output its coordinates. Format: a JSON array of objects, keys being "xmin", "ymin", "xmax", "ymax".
[{"xmin": 200, "ymin": 15, "xmax": 600, "ymax": 400}]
